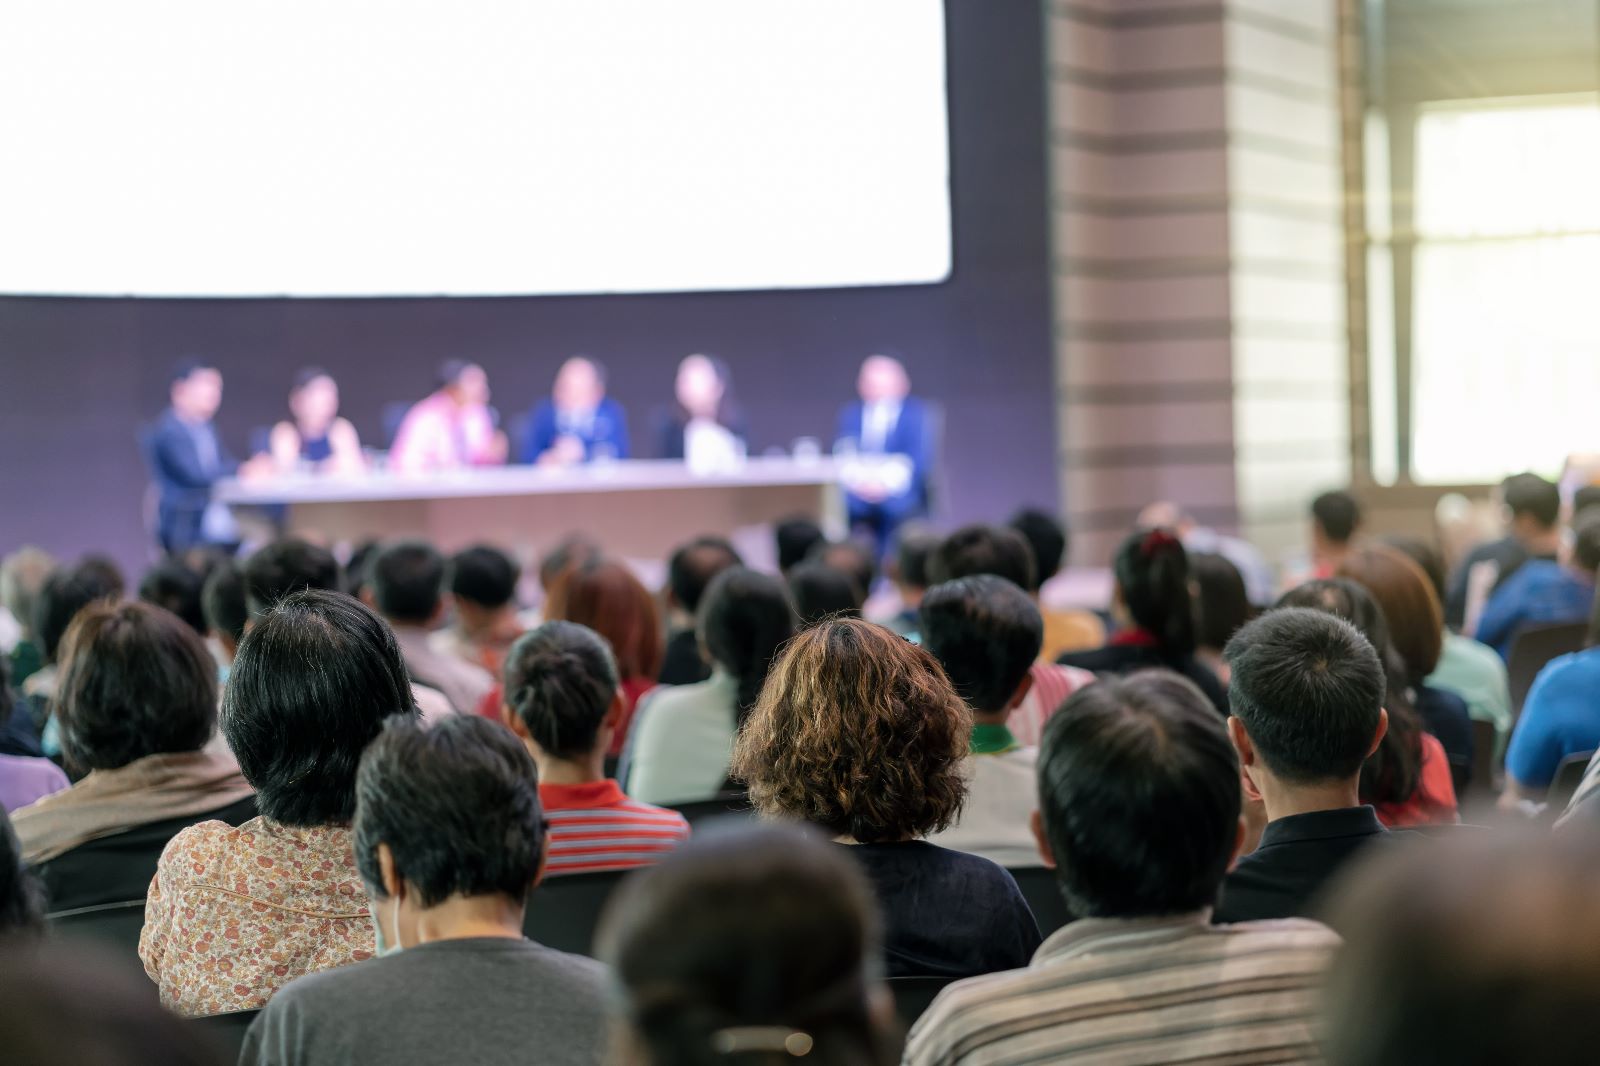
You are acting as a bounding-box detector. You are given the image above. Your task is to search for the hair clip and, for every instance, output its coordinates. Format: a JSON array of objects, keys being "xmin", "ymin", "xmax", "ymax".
[
  {"xmin": 711, "ymin": 1027, "xmax": 814, "ymax": 1057},
  {"xmin": 1140, "ymin": 527, "xmax": 1179, "ymax": 558}
]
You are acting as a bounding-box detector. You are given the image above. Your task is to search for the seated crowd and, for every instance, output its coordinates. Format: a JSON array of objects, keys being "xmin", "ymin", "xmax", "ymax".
[{"xmin": 2, "ymin": 471, "xmax": 1600, "ymax": 1065}]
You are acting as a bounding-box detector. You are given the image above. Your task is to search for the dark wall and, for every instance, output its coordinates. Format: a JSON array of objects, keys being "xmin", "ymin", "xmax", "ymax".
[{"xmin": 0, "ymin": 1, "xmax": 1058, "ymax": 576}]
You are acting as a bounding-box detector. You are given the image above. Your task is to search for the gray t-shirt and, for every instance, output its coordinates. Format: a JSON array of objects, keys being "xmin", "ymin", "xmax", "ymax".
[{"xmin": 240, "ymin": 937, "xmax": 611, "ymax": 1066}]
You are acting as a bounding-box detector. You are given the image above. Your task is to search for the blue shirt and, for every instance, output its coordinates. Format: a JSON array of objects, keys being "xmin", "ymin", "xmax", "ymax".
[
  {"xmin": 1474, "ymin": 561, "xmax": 1596, "ymax": 660},
  {"xmin": 1506, "ymin": 648, "xmax": 1600, "ymax": 790}
]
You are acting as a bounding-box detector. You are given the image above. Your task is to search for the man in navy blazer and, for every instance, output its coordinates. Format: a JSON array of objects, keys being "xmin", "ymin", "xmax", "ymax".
[
  {"xmin": 519, "ymin": 356, "xmax": 631, "ymax": 465},
  {"xmin": 835, "ymin": 354, "xmax": 934, "ymax": 553},
  {"xmin": 143, "ymin": 361, "xmax": 238, "ymax": 555}
]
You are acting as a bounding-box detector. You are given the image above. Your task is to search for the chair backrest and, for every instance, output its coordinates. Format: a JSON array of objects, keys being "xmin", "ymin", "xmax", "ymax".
[
  {"xmin": 47, "ymin": 899, "xmax": 147, "ymax": 963},
  {"xmin": 192, "ymin": 1009, "xmax": 262, "ymax": 1063},
  {"xmin": 1548, "ymin": 749, "xmax": 1597, "ymax": 813},
  {"xmin": 667, "ymin": 792, "xmax": 756, "ymax": 830},
  {"xmin": 1466, "ymin": 717, "xmax": 1500, "ymax": 797},
  {"xmin": 1005, "ymin": 865, "xmax": 1073, "ymax": 939},
  {"xmin": 1507, "ymin": 622, "xmax": 1588, "ymax": 720},
  {"xmin": 888, "ymin": 976, "xmax": 957, "ymax": 1027},
  {"xmin": 523, "ymin": 868, "xmax": 632, "ymax": 957}
]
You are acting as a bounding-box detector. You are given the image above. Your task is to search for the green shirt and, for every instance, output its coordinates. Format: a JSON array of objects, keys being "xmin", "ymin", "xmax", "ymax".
[
  {"xmin": 970, "ymin": 723, "xmax": 1021, "ymax": 755},
  {"xmin": 1428, "ymin": 632, "xmax": 1513, "ymax": 752}
]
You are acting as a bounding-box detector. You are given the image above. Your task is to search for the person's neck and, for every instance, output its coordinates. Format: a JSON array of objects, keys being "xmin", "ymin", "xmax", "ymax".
[
  {"xmin": 411, "ymin": 894, "xmax": 524, "ymax": 945},
  {"xmin": 534, "ymin": 752, "xmax": 607, "ymax": 787},
  {"xmin": 296, "ymin": 417, "xmax": 332, "ymax": 439},
  {"xmin": 458, "ymin": 607, "xmax": 514, "ymax": 642},
  {"xmin": 1518, "ymin": 525, "xmax": 1562, "ymax": 556},
  {"xmin": 972, "ymin": 710, "xmax": 1010, "ymax": 728},
  {"xmin": 173, "ymin": 407, "xmax": 207, "ymax": 427},
  {"xmin": 1259, "ymin": 776, "xmax": 1362, "ymax": 821}
]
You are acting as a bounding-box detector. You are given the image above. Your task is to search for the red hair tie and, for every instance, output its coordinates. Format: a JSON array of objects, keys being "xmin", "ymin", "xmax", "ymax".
[{"xmin": 1140, "ymin": 528, "xmax": 1180, "ymax": 558}]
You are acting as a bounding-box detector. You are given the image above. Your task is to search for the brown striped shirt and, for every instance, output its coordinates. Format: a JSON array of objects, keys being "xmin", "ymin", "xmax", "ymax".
[{"xmin": 902, "ymin": 911, "xmax": 1338, "ymax": 1066}]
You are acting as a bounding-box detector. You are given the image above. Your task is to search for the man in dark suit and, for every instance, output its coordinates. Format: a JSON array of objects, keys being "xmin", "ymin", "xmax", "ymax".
[
  {"xmin": 143, "ymin": 361, "xmax": 238, "ymax": 555},
  {"xmin": 519, "ymin": 356, "xmax": 631, "ymax": 465},
  {"xmin": 835, "ymin": 354, "xmax": 933, "ymax": 554}
]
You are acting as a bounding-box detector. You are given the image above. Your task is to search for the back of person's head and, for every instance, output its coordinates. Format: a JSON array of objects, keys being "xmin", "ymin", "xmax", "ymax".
[
  {"xmin": 223, "ymin": 589, "xmax": 418, "ymax": 827},
  {"xmin": 1502, "ymin": 471, "xmax": 1561, "ymax": 530},
  {"xmin": 1113, "ymin": 527, "xmax": 1197, "ymax": 656},
  {"xmin": 435, "ymin": 358, "xmax": 474, "ymax": 391},
  {"xmin": 1573, "ymin": 509, "xmax": 1600, "ymax": 575},
  {"xmin": 1380, "ymin": 535, "xmax": 1448, "ymax": 608},
  {"xmin": 56, "ymin": 601, "xmax": 217, "ymax": 774},
  {"xmin": 354, "ymin": 715, "xmax": 544, "ymax": 909},
  {"xmin": 699, "ymin": 568, "xmax": 797, "ymax": 727},
  {"xmin": 1311, "ymin": 490, "xmax": 1362, "ymax": 545},
  {"xmin": 137, "ymin": 560, "xmax": 206, "ymax": 636},
  {"xmin": 447, "ymin": 544, "xmax": 520, "ymax": 611},
  {"xmin": 200, "ymin": 562, "xmax": 247, "ymax": 649},
  {"xmin": 367, "ymin": 539, "xmax": 445, "ymax": 625},
  {"xmin": 667, "ymin": 536, "xmax": 743, "ymax": 615},
  {"xmin": 1323, "ymin": 832, "xmax": 1600, "ymax": 1066},
  {"xmin": 538, "ymin": 534, "xmax": 600, "ymax": 593},
  {"xmin": 787, "ymin": 562, "xmax": 862, "ymax": 626},
  {"xmin": 1008, "ymin": 508, "xmax": 1068, "ymax": 588},
  {"xmin": 545, "ymin": 558, "xmax": 663, "ymax": 681},
  {"xmin": 890, "ymin": 525, "xmax": 941, "ymax": 593},
  {"xmin": 1336, "ymin": 544, "xmax": 1445, "ymax": 681},
  {"xmin": 1225, "ymin": 607, "xmax": 1385, "ymax": 784},
  {"xmin": 34, "ymin": 561, "xmax": 123, "ymax": 664},
  {"xmin": 1190, "ymin": 552, "xmax": 1251, "ymax": 652},
  {"xmin": 502, "ymin": 621, "xmax": 619, "ymax": 760},
  {"xmin": 75, "ymin": 555, "xmax": 127, "ymax": 600},
  {"xmin": 1039, "ymin": 671, "xmax": 1241, "ymax": 918},
  {"xmin": 1573, "ymin": 485, "xmax": 1600, "ymax": 520},
  {"xmin": 731, "ymin": 618, "xmax": 969, "ymax": 844},
  {"xmin": 927, "ymin": 524, "xmax": 1037, "ymax": 591},
  {"xmin": 599, "ymin": 824, "xmax": 893, "ymax": 1066},
  {"xmin": 0, "ymin": 806, "xmax": 43, "ymax": 937},
  {"xmin": 813, "ymin": 540, "xmax": 878, "ymax": 600},
  {"xmin": 775, "ymin": 517, "xmax": 826, "ymax": 575},
  {"xmin": 343, "ymin": 540, "xmax": 380, "ymax": 601},
  {"xmin": 919, "ymin": 576, "xmax": 1043, "ymax": 714},
  {"xmin": 242, "ymin": 538, "xmax": 341, "ymax": 618},
  {"xmin": 0, "ymin": 546, "xmax": 56, "ymax": 639}
]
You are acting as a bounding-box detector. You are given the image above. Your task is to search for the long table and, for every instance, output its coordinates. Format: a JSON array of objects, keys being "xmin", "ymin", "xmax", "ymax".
[{"xmin": 213, "ymin": 458, "xmax": 845, "ymax": 567}]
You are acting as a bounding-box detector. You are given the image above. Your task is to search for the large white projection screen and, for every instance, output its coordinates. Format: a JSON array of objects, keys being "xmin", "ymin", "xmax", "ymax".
[{"xmin": 0, "ymin": 1, "xmax": 950, "ymax": 297}]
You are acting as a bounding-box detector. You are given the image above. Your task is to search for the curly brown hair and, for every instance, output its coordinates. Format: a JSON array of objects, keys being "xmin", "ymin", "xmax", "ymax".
[{"xmin": 730, "ymin": 618, "xmax": 970, "ymax": 843}]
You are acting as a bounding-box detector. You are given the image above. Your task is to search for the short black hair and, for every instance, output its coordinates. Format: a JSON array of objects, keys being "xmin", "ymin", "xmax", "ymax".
[
  {"xmin": 1311, "ymin": 490, "xmax": 1362, "ymax": 543},
  {"xmin": 56, "ymin": 601, "xmax": 217, "ymax": 772},
  {"xmin": 34, "ymin": 562, "xmax": 123, "ymax": 664},
  {"xmin": 1502, "ymin": 472, "xmax": 1561, "ymax": 529},
  {"xmin": 1190, "ymin": 553, "xmax": 1251, "ymax": 651},
  {"xmin": 1038, "ymin": 671, "xmax": 1241, "ymax": 918},
  {"xmin": 1573, "ymin": 485, "xmax": 1600, "ymax": 519},
  {"xmin": 1573, "ymin": 509, "xmax": 1600, "ymax": 574},
  {"xmin": 201, "ymin": 562, "xmax": 248, "ymax": 645},
  {"xmin": 368, "ymin": 540, "xmax": 446, "ymax": 624},
  {"xmin": 435, "ymin": 358, "xmax": 476, "ymax": 390},
  {"xmin": 170, "ymin": 359, "xmax": 217, "ymax": 386},
  {"xmin": 503, "ymin": 621, "xmax": 619, "ymax": 760},
  {"xmin": 290, "ymin": 365, "xmax": 331, "ymax": 393},
  {"xmin": 242, "ymin": 538, "xmax": 341, "ymax": 618},
  {"xmin": 223, "ymin": 590, "xmax": 418, "ymax": 827},
  {"xmin": 1114, "ymin": 528, "xmax": 1197, "ymax": 655},
  {"xmin": 927, "ymin": 524, "xmax": 1038, "ymax": 591},
  {"xmin": 699, "ymin": 567, "xmax": 797, "ymax": 725},
  {"xmin": 538, "ymin": 534, "xmax": 600, "ymax": 592},
  {"xmin": 892, "ymin": 525, "xmax": 941, "ymax": 590},
  {"xmin": 74, "ymin": 556, "xmax": 126, "ymax": 600},
  {"xmin": 1224, "ymin": 607, "xmax": 1385, "ymax": 783},
  {"xmin": 775, "ymin": 517, "xmax": 826, "ymax": 575},
  {"xmin": 355, "ymin": 715, "xmax": 544, "ymax": 908},
  {"xmin": 787, "ymin": 562, "xmax": 862, "ymax": 627},
  {"xmin": 448, "ymin": 545, "xmax": 520, "ymax": 611},
  {"xmin": 1008, "ymin": 508, "xmax": 1068, "ymax": 588},
  {"xmin": 667, "ymin": 536, "xmax": 742, "ymax": 614},
  {"xmin": 813, "ymin": 540, "xmax": 878, "ymax": 599},
  {"xmin": 919, "ymin": 576, "xmax": 1043, "ymax": 714},
  {"xmin": 137, "ymin": 561, "xmax": 206, "ymax": 636}
]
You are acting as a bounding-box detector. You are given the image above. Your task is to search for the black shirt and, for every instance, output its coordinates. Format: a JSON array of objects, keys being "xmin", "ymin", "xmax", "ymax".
[
  {"xmin": 840, "ymin": 840, "xmax": 1041, "ymax": 979},
  {"xmin": 657, "ymin": 628, "xmax": 710, "ymax": 687},
  {"xmin": 1214, "ymin": 806, "xmax": 1389, "ymax": 924},
  {"xmin": 1414, "ymin": 683, "xmax": 1474, "ymax": 775},
  {"xmin": 1058, "ymin": 644, "xmax": 1230, "ymax": 717}
]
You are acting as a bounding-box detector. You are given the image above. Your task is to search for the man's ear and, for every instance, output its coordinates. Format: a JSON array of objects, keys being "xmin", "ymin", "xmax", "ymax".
[
  {"xmin": 501, "ymin": 701, "xmax": 531, "ymax": 741},
  {"xmin": 360, "ymin": 588, "xmax": 377, "ymax": 610},
  {"xmin": 1005, "ymin": 671, "xmax": 1036, "ymax": 714},
  {"xmin": 1029, "ymin": 810, "xmax": 1055, "ymax": 870},
  {"xmin": 1227, "ymin": 716, "xmax": 1255, "ymax": 766},
  {"xmin": 1368, "ymin": 707, "xmax": 1390, "ymax": 758},
  {"xmin": 599, "ymin": 692, "xmax": 625, "ymax": 735},
  {"xmin": 378, "ymin": 842, "xmax": 403, "ymax": 900}
]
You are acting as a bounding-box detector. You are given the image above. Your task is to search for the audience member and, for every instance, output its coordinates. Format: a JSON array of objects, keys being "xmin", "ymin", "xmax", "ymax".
[
  {"xmin": 731, "ymin": 618, "xmax": 1040, "ymax": 979},
  {"xmin": 500, "ymin": 622, "xmax": 688, "ymax": 876},
  {"xmin": 366, "ymin": 539, "xmax": 494, "ymax": 716},
  {"xmin": 1323, "ymin": 832, "xmax": 1600, "ymax": 1066},
  {"xmin": 0, "ymin": 659, "xmax": 67, "ymax": 810},
  {"xmin": 240, "ymin": 716, "xmax": 609, "ymax": 1066},
  {"xmin": 1277, "ymin": 581, "xmax": 1457, "ymax": 827},
  {"xmin": 931, "ymin": 523, "xmax": 1094, "ymax": 745},
  {"xmin": 1338, "ymin": 544, "xmax": 1475, "ymax": 775},
  {"xmin": 629, "ymin": 568, "xmax": 796, "ymax": 805},
  {"xmin": 1475, "ymin": 508, "xmax": 1600, "ymax": 659},
  {"xmin": 659, "ymin": 535, "xmax": 742, "ymax": 686},
  {"xmin": 907, "ymin": 672, "xmax": 1338, "ymax": 1066},
  {"xmin": 775, "ymin": 516, "xmax": 827, "ymax": 575},
  {"xmin": 880, "ymin": 523, "xmax": 940, "ymax": 637},
  {"xmin": 814, "ymin": 538, "xmax": 879, "ymax": 601},
  {"xmin": 26, "ymin": 559, "xmax": 125, "ymax": 749},
  {"xmin": 1446, "ymin": 471, "xmax": 1562, "ymax": 629},
  {"xmin": 920, "ymin": 575, "xmax": 1046, "ymax": 867},
  {"xmin": 1384, "ymin": 534, "xmax": 1513, "ymax": 749},
  {"xmin": 543, "ymin": 558, "xmax": 662, "ymax": 753},
  {"xmin": 343, "ymin": 539, "xmax": 381, "ymax": 601},
  {"xmin": 1007, "ymin": 507, "xmax": 1104, "ymax": 658},
  {"xmin": 136, "ymin": 559, "xmax": 206, "ymax": 636},
  {"xmin": 787, "ymin": 560, "xmax": 863, "ymax": 625},
  {"xmin": 14, "ymin": 603, "xmax": 255, "ymax": 911},
  {"xmin": 141, "ymin": 590, "xmax": 419, "ymax": 1016},
  {"xmin": 1059, "ymin": 527, "xmax": 1229, "ymax": 716},
  {"xmin": 653, "ymin": 353, "xmax": 748, "ymax": 466},
  {"xmin": 537, "ymin": 533, "xmax": 601, "ymax": 599},
  {"xmin": 1190, "ymin": 551, "xmax": 1252, "ymax": 686},
  {"xmin": 598, "ymin": 824, "xmax": 897, "ymax": 1066},
  {"xmin": 199, "ymin": 562, "xmax": 247, "ymax": 674},
  {"xmin": 389, "ymin": 359, "xmax": 508, "ymax": 473},
  {"xmin": 2, "ymin": 545, "xmax": 56, "ymax": 687},
  {"xmin": 0, "ymin": 806, "xmax": 44, "ymax": 935},
  {"xmin": 1500, "ymin": 586, "xmax": 1600, "ymax": 808},
  {"xmin": 431, "ymin": 544, "xmax": 525, "ymax": 676},
  {"xmin": 1214, "ymin": 607, "xmax": 1390, "ymax": 923},
  {"xmin": 521, "ymin": 355, "xmax": 631, "ymax": 465},
  {"xmin": 241, "ymin": 536, "xmax": 341, "ymax": 618},
  {"xmin": 268, "ymin": 366, "xmax": 365, "ymax": 475},
  {"xmin": 1137, "ymin": 500, "xmax": 1276, "ymax": 607},
  {"xmin": 1310, "ymin": 489, "xmax": 1362, "ymax": 577}
]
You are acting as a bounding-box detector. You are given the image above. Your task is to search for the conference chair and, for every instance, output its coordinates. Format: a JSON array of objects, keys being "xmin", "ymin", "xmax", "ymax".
[
  {"xmin": 1546, "ymin": 749, "xmax": 1596, "ymax": 817},
  {"xmin": 887, "ymin": 976, "xmax": 957, "ymax": 1027},
  {"xmin": 523, "ymin": 868, "xmax": 631, "ymax": 957},
  {"xmin": 193, "ymin": 1009, "xmax": 262, "ymax": 1062},
  {"xmin": 1466, "ymin": 718, "xmax": 1501, "ymax": 798},
  {"xmin": 1006, "ymin": 866, "xmax": 1072, "ymax": 939},
  {"xmin": 47, "ymin": 899, "xmax": 147, "ymax": 962},
  {"xmin": 667, "ymin": 791, "xmax": 755, "ymax": 829},
  {"xmin": 1507, "ymin": 622, "xmax": 1588, "ymax": 720}
]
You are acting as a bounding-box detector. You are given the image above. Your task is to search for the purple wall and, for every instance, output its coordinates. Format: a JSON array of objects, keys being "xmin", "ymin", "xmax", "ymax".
[{"xmin": 0, "ymin": 1, "xmax": 1058, "ymax": 576}]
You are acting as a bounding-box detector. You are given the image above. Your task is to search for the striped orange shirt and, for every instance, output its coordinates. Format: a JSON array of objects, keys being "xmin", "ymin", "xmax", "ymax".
[{"xmin": 538, "ymin": 780, "xmax": 690, "ymax": 877}]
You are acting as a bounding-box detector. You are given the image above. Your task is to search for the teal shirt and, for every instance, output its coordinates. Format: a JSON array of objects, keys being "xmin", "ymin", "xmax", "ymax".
[{"xmin": 1429, "ymin": 632, "xmax": 1513, "ymax": 752}]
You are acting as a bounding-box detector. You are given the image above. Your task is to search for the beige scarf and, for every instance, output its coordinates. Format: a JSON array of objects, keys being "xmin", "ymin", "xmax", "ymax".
[{"xmin": 13, "ymin": 748, "xmax": 256, "ymax": 865}]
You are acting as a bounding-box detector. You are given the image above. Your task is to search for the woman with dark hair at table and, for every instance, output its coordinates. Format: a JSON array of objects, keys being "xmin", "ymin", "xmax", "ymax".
[
  {"xmin": 653, "ymin": 354, "xmax": 748, "ymax": 464},
  {"xmin": 268, "ymin": 367, "xmax": 365, "ymax": 475}
]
